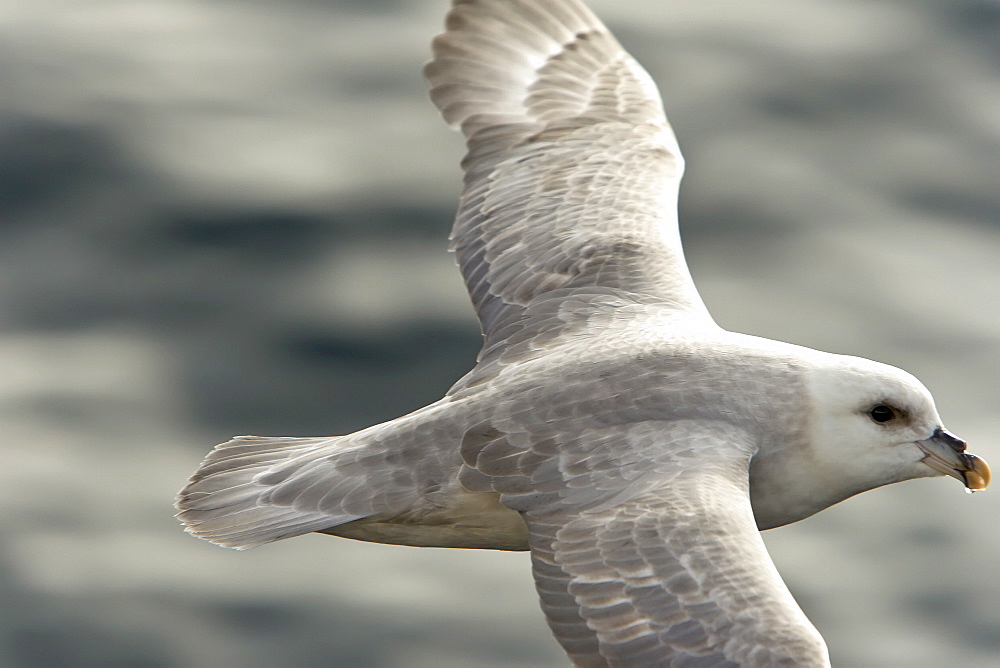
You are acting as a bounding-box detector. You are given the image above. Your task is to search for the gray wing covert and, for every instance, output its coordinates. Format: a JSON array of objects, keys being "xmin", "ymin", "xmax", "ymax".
[
  {"xmin": 426, "ymin": 0, "xmax": 712, "ymax": 340},
  {"xmin": 460, "ymin": 419, "xmax": 831, "ymax": 666}
]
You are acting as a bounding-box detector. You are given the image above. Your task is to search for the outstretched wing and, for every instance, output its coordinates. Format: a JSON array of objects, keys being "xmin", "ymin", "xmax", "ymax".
[
  {"xmin": 426, "ymin": 0, "xmax": 711, "ymax": 341},
  {"xmin": 460, "ymin": 419, "xmax": 831, "ymax": 666}
]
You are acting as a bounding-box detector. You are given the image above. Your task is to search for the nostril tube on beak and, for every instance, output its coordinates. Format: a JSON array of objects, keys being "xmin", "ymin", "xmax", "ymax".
[{"xmin": 934, "ymin": 427, "xmax": 967, "ymax": 453}]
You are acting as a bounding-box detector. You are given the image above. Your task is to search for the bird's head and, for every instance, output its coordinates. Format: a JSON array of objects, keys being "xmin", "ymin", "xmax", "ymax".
[
  {"xmin": 750, "ymin": 352, "xmax": 989, "ymax": 529},
  {"xmin": 805, "ymin": 355, "xmax": 989, "ymax": 494}
]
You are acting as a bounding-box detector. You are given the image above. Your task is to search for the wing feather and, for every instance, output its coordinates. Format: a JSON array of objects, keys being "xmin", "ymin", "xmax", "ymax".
[
  {"xmin": 426, "ymin": 0, "xmax": 712, "ymax": 343},
  {"xmin": 462, "ymin": 418, "xmax": 831, "ymax": 666}
]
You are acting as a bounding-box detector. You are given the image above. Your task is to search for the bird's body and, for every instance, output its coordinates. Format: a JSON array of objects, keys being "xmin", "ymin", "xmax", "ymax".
[{"xmin": 177, "ymin": 1, "xmax": 989, "ymax": 665}]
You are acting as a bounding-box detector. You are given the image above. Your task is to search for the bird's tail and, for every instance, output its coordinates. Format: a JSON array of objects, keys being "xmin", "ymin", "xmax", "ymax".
[{"xmin": 175, "ymin": 435, "xmax": 365, "ymax": 550}]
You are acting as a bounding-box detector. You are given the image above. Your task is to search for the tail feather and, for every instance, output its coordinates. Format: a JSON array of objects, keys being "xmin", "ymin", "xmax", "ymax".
[{"xmin": 175, "ymin": 435, "xmax": 364, "ymax": 550}]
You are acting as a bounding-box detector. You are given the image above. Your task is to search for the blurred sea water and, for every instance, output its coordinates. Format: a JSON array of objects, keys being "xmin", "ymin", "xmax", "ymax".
[{"xmin": 2, "ymin": 1, "xmax": 999, "ymax": 665}]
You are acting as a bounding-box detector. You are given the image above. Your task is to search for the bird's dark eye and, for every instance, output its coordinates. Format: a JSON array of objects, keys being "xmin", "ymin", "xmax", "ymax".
[{"xmin": 869, "ymin": 405, "xmax": 898, "ymax": 423}]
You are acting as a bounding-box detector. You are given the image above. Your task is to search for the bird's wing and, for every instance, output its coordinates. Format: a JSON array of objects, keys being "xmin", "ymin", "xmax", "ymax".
[
  {"xmin": 426, "ymin": 0, "xmax": 712, "ymax": 344},
  {"xmin": 460, "ymin": 419, "xmax": 831, "ymax": 666}
]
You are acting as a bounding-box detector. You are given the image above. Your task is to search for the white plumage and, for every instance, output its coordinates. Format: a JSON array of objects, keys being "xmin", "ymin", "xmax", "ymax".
[{"xmin": 177, "ymin": 1, "xmax": 989, "ymax": 665}]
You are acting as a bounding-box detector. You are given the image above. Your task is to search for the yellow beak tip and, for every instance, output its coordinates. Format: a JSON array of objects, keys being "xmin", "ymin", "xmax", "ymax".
[{"xmin": 964, "ymin": 454, "xmax": 991, "ymax": 491}]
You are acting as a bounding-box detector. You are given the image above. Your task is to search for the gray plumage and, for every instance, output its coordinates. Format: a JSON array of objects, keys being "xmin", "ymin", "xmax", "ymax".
[{"xmin": 176, "ymin": 1, "xmax": 989, "ymax": 665}]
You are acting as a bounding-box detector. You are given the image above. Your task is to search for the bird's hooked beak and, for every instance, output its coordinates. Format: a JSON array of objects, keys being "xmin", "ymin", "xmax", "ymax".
[{"xmin": 917, "ymin": 428, "xmax": 991, "ymax": 491}]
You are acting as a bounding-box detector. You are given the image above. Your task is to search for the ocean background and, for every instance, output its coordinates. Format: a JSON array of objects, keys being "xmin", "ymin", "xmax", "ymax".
[{"xmin": 2, "ymin": 0, "xmax": 999, "ymax": 665}]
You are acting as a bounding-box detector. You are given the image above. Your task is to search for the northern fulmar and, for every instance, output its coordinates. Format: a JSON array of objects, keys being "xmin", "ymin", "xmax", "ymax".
[{"xmin": 176, "ymin": 1, "xmax": 991, "ymax": 665}]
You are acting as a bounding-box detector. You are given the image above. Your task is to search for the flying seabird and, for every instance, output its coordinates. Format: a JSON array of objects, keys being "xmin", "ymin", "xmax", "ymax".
[{"xmin": 176, "ymin": 1, "xmax": 991, "ymax": 665}]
